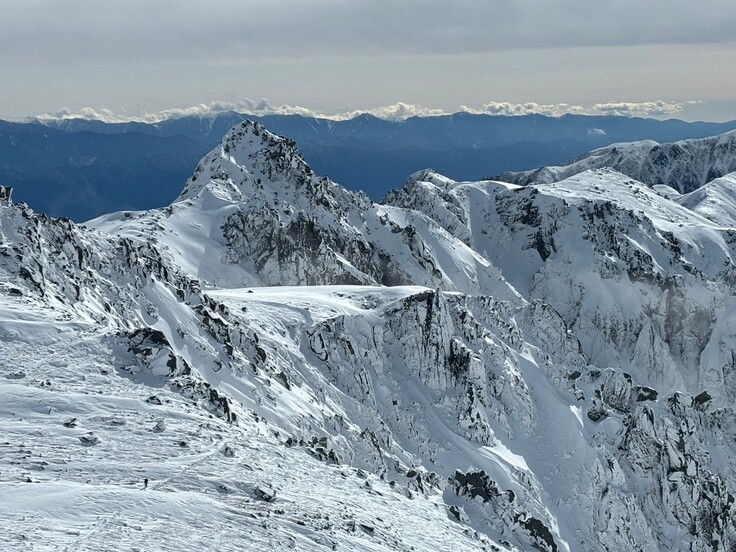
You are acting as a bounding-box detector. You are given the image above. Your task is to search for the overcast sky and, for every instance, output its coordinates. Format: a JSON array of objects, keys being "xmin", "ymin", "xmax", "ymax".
[{"xmin": 2, "ymin": 0, "xmax": 736, "ymax": 121}]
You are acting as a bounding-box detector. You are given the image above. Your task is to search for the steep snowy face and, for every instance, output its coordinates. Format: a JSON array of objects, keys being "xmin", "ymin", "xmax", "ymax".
[
  {"xmin": 678, "ymin": 172, "xmax": 736, "ymax": 227},
  {"xmin": 203, "ymin": 286, "xmax": 583, "ymax": 551},
  {"xmin": 195, "ymin": 285, "xmax": 735, "ymax": 552},
  {"xmin": 90, "ymin": 121, "xmax": 518, "ymax": 300},
  {"xmin": 496, "ymin": 130, "xmax": 736, "ymax": 193},
  {"xmin": 0, "ymin": 188, "xmax": 191, "ymax": 326},
  {"xmin": 386, "ymin": 168, "xmax": 736, "ymax": 403}
]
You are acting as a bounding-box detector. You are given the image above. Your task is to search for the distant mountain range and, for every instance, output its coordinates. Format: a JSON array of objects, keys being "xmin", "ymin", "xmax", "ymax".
[{"xmin": 2, "ymin": 112, "xmax": 735, "ymax": 220}]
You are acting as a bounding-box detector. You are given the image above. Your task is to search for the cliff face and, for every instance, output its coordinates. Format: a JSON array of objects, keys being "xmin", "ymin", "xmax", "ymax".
[{"xmin": 387, "ymin": 168, "xmax": 736, "ymax": 402}]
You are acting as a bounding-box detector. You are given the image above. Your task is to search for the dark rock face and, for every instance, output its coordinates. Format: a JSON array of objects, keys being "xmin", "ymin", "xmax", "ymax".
[
  {"xmin": 449, "ymin": 469, "xmax": 560, "ymax": 552},
  {"xmin": 693, "ymin": 391, "xmax": 712, "ymax": 408},
  {"xmin": 127, "ymin": 328, "xmax": 174, "ymax": 365},
  {"xmin": 587, "ymin": 404, "xmax": 607, "ymax": 422},
  {"xmin": 221, "ymin": 208, "xmax": 383, "ymax": 287},
  {"xmin": 0, "ymin": 185, "xmax": 12, "ymax": 204},
  {"xmin": 254, "ymin": 483, "xmax": 276, "ymax": 502},
  {"xmin": 449, "ymin": 470, "xmax": 505, "ymax": 503},
  {"xmin": 513, "ymin": 514, "xmax": 558, "ymax": 552},
  {"xmin": 635, "ymin": 386, "xmax": 658, "ymax": 402}
]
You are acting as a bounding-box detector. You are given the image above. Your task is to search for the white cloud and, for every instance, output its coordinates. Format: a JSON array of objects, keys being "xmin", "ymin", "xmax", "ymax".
[
  {"xmin": 340, "ymin": 103, "xmax": 448, "ymax": 121},
  {"xmin": 31, "ymin": 100, "xmax": 449, "ymax": 123},
  {"xmin": 39, "ymin": 106, "xmax": 122, "ymax": 121},
  {"xmin": 29, "ymin": 98, "xmax": 699, "ymax": 124},
  {"xmin": 33, "ymin": 99, "xmax": 322, "ymax": 123},
  {"xmin": 591, "ymin": 101, "xmax": 688, "ymax": 117},
  {"xmin": 588, "ymin": 127, "xmax": 607, "ymax": 136},
  {"xmin": 468, "ymin": 102, "xmax": 587, "ymax": 117},
  {"xmin": 469, "ymin": 100, "xmax": 696, "ymax": 118}
]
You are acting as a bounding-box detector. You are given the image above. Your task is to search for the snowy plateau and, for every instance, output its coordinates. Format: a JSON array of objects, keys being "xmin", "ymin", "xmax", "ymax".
[{"xmin": 2, "ymin": 120, "xmax": 736, "ymax": 551}]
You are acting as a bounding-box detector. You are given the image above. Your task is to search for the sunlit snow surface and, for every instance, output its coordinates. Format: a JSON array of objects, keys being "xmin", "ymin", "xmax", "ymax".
[{"xmin": 0, "ymin": 289, "xmax": 504, "ymax": 551}]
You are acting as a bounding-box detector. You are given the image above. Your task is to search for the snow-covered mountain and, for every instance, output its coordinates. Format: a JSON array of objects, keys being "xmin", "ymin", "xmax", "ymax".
[
  {"xmin": 677, "ymin": 172, "xmax": 736, "ymax": 227},
  {"xmin": 496, "ymin": 130, "xmax": 736, "ymax": 193},
  {"xmin": 2, "ymin": 121, "xmax": 736, "ymax": 551},
  {"xmin": 388, "ymin": 168, "xmax": 736, "ymax": 400},
  {"xmin": 90, "ymin": 122, "xmax": 517, "ymax": 299}
]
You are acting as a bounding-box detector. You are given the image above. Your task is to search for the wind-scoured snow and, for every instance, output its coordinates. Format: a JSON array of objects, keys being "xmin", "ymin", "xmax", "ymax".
[
  {"xmin": 0, "ymin": 291, "xmax": 498, "ymax": 552},
  {"xmin": 677, "ymin": 171, "xmax": 736, "ymax": 227},
  {"xmin": 3, "ymin": 122, "xmax": 736, "ymax": 551}
]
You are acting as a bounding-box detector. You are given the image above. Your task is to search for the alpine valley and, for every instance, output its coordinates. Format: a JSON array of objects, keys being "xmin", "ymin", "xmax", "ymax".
[{"xmin": 2, "ymin": 120, "xmax": 736, "ymax": 551}]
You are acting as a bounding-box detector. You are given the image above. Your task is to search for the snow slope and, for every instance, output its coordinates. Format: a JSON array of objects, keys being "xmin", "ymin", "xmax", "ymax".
[
  {"xmin": 677, "ymin": 171, "xmax": 736, "ymax": 227},
  {"xmin": 496, "ymin": 130, "xmax": 736, "ymax": 193},
  {"xmin": 0, "ymin": 290, "xmax": 500, "ymax": 552},
  {"xmin": 3, "ymin": 122, "xmax": 736, "ymax": 550}
]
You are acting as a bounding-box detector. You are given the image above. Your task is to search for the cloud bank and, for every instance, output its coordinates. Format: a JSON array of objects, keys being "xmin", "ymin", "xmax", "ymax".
[
  {"xmin": 591, "ymin": 101, "xmax": 701, "ymax": 117},
  {"xmin": 31, "ymin": 99, "xmax": 699, "ymax": 124},
  {"xmin": 467, "ymin": 102, "xmax": 587, "ymax": 117}
]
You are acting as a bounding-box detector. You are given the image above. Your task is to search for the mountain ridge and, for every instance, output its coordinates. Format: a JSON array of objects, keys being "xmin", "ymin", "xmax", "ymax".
[{"xmin": 496, "ymin": 130, "xmax": 736, "ymax": 192}]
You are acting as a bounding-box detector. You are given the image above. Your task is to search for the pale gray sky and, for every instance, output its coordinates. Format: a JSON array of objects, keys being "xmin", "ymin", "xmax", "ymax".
[{"xmin": 3, "ymin": 0, "xmax": 736, "ymax": 121}]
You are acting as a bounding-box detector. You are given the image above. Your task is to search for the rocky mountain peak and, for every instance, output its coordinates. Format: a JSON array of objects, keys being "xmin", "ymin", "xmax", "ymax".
[
  {"xmin": 0, "ymin": 185, "xmax": 12, "ymax": 205},
  {"xmin": 176, "ymin": 120, "xmax": 331, "ymax": 206},
  {"xmin": 220, "ymin": 120, "xmax": 313, "ymax": 181}
]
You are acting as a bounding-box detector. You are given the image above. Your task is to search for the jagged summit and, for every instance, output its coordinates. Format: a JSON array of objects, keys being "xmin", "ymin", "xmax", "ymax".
[
  {"xmin": 177, "ymin": 120, "xmax": 365, "ymax": 213},
  {"xmin": 404, "ymin": 168, "xmax": 451, "ymax": 188},
  {"xmin": 677, "ymin": 171, "xmax": 736, "ymax": 227}
]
